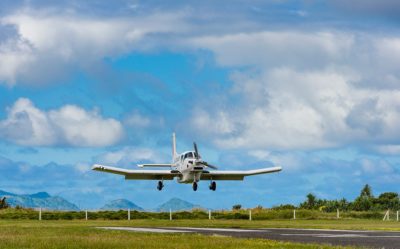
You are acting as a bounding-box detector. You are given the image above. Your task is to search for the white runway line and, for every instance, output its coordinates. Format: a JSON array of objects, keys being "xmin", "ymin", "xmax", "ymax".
[
  {"xmin": 280, "ymin": 233, "xmax": 369, "ymax": 238},
  {"xmin": 280, "ymin": 233, "xmax": 400, "ymax": 238},
  {"xmin": 267, "ymin": 227, "xmax": 399, "ymax": 233},
  {"xmin": 171, "ymin": 227, "xmax": 265, "ymax": 233},
  {"xmin": 97, "ymin": 227, "xmax": 191, "ymax": 233}
]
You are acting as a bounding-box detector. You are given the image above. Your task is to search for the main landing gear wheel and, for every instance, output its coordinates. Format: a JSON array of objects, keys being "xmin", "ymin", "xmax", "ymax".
[
  {"xmin": 192, "ymin": 182, "xmax": 198, "ymax": 191},
  {"xmin": 157, "ymin": 181, "xmax": 164, "ymax": 191},
  {"xmin": 209, "ymin": 181, "xmax": 216, "ymax": 191}
]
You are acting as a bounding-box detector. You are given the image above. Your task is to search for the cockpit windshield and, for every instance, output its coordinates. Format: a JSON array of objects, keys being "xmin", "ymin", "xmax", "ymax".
[{"xmin": 184, "ymin": 152, "xmax": 194, "ymax": 159}]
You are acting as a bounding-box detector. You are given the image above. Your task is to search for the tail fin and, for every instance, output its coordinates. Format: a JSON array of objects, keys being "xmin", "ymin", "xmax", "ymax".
[{"xmin": 172, "ymin": 132, "xmax": 177, "ymax": 160}]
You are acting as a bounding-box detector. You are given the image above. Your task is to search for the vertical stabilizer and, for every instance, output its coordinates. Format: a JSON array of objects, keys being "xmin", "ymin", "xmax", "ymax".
[{"xmin": 172, "ymin": 132, "xmax": 177, "ymax": 160}]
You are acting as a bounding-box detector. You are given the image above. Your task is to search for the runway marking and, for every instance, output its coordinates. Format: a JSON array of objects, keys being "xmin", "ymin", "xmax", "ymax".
[
  {"xmin": 171, "ymin": 227, "xmax": 265, "ymax": 233},
  {"xmin": 267, "ymin": 227, "xmax": 400, "ymax": 233},
  {"xmin": 281, "ymin": 233, "xmax": 369, "ymax": 238},
  {"xmin": 280, "ymin": 233, "xmax": 400, "ymax": 238},
  {"xmin": 97, "ymin": 227, "xmax": 191, "ymax": 233}
]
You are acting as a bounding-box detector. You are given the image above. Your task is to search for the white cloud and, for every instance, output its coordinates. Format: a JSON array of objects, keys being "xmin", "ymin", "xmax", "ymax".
[
  {"xmin": 373, "ymin": 145, "xmax": 400, "ymax": 155},
  {"xmin": 0, "ymin": 98, "xmax": 123, "ymax": 147},
  {"xmin": 75, "ymin": 162, "xmax": 91, "ymax": 173},
  {"xmin": 190, "ymin": 31, "xmax": 354, "ymax": 68},
  {"xmin": 123, "ymin": 110, "xmax": 164, "ymax": 129},
  {"xmin": 96, "ymin": 147, "xmax": 168, "ymax": 167},
  {"xmin": 192, "ymin": 67, "xmax": 400, "ymax": 150},
  {"xmin": 192, "ymin": 109, "xmax": 236, "ymax": 135},
  {"xmin": 0, "ymin": 10, "xmax": 189, "ymax": 85},
  {"xmin": 186, "ymin": 30, "xmax": 400, "ymax": 151},
  {"xmin": 0, "ymin": 38, "xmax": 35, "ymax": 85}
]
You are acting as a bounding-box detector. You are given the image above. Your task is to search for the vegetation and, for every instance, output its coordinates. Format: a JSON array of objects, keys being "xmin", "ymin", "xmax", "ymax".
[
  {"xmin": 296, "ymin": 184, "xmax": 400, "ymax": 212},
  {"xmin": 0, "ymin": 197, "xmax": 9, "ymax": 209},
  {"xmin": 0, "ymin": 206, "xmax": 394, "ymax": 221},
  {"xmin": 232, "ymin": 204, "xmax": 242, "ymax": 210}
]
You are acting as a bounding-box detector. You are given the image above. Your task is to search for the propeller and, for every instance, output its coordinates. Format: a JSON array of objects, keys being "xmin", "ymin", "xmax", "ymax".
[
  {"xmin": 201, "ymin": 161, "xmax": 218, "ymax": 170},
  {"xmin": 193, "ymin": 142, "xmax": 218, "ymax": 170},
  {"xmin": 194, "ymin": 142, "xmax": 199, "ymax": 159}
]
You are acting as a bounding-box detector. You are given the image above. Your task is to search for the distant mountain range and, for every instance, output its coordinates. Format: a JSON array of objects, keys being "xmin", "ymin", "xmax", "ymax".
[
  {"xmin": 0, "ymin": 190, "xmax": 79, "ymax": 211},
  {"xmin": 100, "ymin": 199, "xmax": 144, "ymax": 211},
  {"xmin": 0, "ymin": 189, "xmax": 204, "ymax": 211},
  {"xmin": 156, "ymin": 197, "xmax": 203, "ymax": 212}
]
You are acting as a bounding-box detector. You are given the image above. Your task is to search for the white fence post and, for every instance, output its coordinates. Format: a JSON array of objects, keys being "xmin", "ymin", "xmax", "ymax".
[
  {"xmin": 85, "ymin": 210, "xmax": 88, "ymax": 220},
  {"xmin": 208, "ymin": 210, "xmax": 211, "ymax": 220},
  {"xmin": 169, "ymin": 209, "xmax": 172, "ymax": 221},
  {"xmin": 249, "ymin": 210, "xmax": 252, "ymax": 221},
  {"xmin": 39, "ymin": 207, "xmax": 42, "ymax": 221},
  {"xmin": 397, "ymin": 210, "xmax": 399, "ymax": 221},
  {"xmin": 383, "ymin": 210, "xmax": 390, "ymax": 221},
  {"xmin": 293, "ymin": 209, "xmax": 296, "ymax": 220},
  {"xmin": 128, "ymin": 209, "xmax": 131, "ymax": 221},
  {"xmin": 337, "ymin": 209, "xmax": 340, "ymax": 219}
]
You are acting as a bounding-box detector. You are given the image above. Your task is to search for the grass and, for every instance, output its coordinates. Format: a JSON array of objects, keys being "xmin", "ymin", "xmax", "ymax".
[{"xmin": 0, "ymin": 220, "xmax": 364, "ymax": 249}]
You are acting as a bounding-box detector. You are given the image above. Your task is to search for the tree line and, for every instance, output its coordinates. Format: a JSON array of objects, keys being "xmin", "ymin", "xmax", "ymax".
[{"xmin": 273, "ymin": 184, "xmax": 399, "ymax": 212}]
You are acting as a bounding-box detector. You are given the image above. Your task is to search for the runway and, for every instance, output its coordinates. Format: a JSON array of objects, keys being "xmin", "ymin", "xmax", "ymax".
[{"xmin": 98, "ymin": 226, "xmax": 400, "ymax": 249}]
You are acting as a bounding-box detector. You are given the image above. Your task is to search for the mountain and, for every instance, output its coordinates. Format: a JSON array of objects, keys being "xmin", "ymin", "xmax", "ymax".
[
  {"xmin": 156, "ymin": 198, "xmax": 203, "ymax": 212},
  {"xmin": 0, "ymin": 190, "xmax": 79, "ymax": 211},
  {"xmin": 101, "ymin": 199, "xmax": 144, "ymax": 211},
  {"xmin": 28, "ymin": 192, "xmax": 51, "ymax": 198},
  {"xmin": 0, "ymin": 190, "xmax": 16, "ymax": 196}
]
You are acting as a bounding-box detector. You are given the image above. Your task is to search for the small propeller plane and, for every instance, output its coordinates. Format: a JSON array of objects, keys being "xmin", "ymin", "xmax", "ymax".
[{"xmin": 92, "ymin": 133, "xmax": 282, "ymax": 191}]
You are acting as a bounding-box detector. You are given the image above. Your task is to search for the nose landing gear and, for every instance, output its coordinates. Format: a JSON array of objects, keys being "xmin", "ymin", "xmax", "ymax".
[
  {"xmin": 157, "ymin": 180, "xmax": 164, "ymax": 191},
  {"xmin": 192, "ymin": 182, "xmax": 198, "ymax": 191},
  {"xmin": 209, "ymin": 181, "xmax": 216, "ymax": 191}
]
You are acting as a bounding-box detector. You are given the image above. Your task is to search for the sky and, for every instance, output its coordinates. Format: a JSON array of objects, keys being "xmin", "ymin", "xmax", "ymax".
[{"xmin": 0, "ymin": 0, "xmax": 400, "ymax": 210}]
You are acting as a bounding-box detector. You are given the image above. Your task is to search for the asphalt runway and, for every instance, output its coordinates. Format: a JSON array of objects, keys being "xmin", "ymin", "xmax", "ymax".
[{"xmin": 98, "ymin": 226, "xmax": 400, "ymax": 249}]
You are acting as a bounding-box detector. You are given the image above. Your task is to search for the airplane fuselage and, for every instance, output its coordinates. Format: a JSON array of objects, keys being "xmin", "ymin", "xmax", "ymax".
[{"xmin": 173, "ymin": 151, "xmax": 204, "ymax": 183}]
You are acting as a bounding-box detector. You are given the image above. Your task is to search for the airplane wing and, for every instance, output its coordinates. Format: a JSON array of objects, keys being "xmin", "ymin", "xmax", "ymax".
[
  {"xmin": 200, "ymin": 166, "xmax": 282, "ymax": 181},
  {"xmin": 92, "ymin": 164, "xmax": 180, "ymax": 180},
  {"xmin": 137, "ymin": 164, "xmax": 172, "ymax": 168}
]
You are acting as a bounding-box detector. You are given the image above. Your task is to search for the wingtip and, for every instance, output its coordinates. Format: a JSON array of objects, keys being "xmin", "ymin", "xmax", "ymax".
[{"xmin": 91, "ymin": 164, "xmax": 102, "ymax": 170}]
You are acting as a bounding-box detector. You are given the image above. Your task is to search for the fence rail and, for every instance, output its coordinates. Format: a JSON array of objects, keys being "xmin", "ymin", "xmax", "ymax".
[{"xmin": 1, "ymin": 208, "xmax": 399, "ymax": 221}]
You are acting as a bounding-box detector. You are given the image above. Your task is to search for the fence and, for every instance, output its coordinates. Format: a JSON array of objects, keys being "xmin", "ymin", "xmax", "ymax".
[{"xmin": 1, "ymin": 208, "xmax": 399, "ymax": 221}]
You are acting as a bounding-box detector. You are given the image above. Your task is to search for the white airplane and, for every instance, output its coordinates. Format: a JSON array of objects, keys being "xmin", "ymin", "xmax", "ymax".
[{"xmin": 92, "ymin": 133, "xmax": 282, "ymax": 191}]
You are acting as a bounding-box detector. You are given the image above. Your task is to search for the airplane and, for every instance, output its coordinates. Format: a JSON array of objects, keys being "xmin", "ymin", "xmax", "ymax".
[{"xmin": 92, "ymin": 133, "xmax": 282, "ymax": 191}]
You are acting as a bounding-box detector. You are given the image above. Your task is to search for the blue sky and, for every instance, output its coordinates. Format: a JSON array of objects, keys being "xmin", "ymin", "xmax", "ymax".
[{"xmin": 1, "ymin": 0, "xmax": 400, "ymax": 210}]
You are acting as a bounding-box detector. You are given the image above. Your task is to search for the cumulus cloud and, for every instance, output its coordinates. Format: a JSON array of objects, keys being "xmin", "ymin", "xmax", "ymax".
[
  {"xmin": 0, "ymin": 10, "xmax": 190, "ymax": 85},
  {"xmin": 0, "ymin": 98, "xmax": 123, "ymax": 147},
  {"xmin": 190, "ymin": 31, "xmax": 354, "ymax": 69},
  {"xmin": 191, "ymin": 67, "xmax": 400, "ymax": 150},
  {"xmin": 186, "ymin": 29, "xmax": 400, "ymax": 152},
  {"xmin": 95, "ymin": 146, "xmax": 170, "ymax": 167}
]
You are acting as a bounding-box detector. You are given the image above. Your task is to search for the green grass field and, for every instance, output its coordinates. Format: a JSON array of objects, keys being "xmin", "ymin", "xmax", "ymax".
[{"xmin": 0, "ymin": 219, "xmax": 399, "ymax": 249}]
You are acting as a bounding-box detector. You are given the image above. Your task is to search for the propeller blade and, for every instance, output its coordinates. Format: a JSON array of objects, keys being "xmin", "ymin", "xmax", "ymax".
[
  {"xmin": 193, "ymin": 142, "xmax": 199, "ymax": 159},
  {"xmin": 203, "ymin": 162, "xmax": 218, "ymax": 170}
]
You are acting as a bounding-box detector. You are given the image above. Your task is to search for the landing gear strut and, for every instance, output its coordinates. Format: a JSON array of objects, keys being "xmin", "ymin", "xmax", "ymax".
[
  {"xmin": 209, "ymin": 181, "xmax": 216, "ymax": 191},
  {"xmin": 157, "ymin": 180, "xmax": 164, "ymax": 191},
  {"xmin": 192, "ymin": 182, "xmax": 198, "ymax": 191}
]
